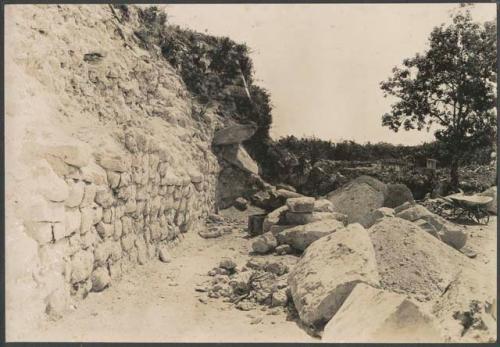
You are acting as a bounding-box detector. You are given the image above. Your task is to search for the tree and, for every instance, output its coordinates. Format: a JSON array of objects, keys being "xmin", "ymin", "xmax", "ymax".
[{"xmin": 380, "ymin": 8, "xmax": 496, "ymax": 188}]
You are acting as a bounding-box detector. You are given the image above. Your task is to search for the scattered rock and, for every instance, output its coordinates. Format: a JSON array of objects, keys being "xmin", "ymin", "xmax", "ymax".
[
  {"xmin": 219, "ymin": 258, "xmax": 237, "ymax": 271},
  {"xmin": 91, "ymin": 267, "xmax": 111, "ymax": 292},
  {"xmin": 248, "ymin": 214, "xmax": 267, "ymax": 236},
  {"xmin": 275, "ymin": 244, "xmax": 293, "ymax": 255},
  {"xmin": 158, "ymin": 247, "xmax": 171, "ymax": 263},
  {"xmin": 395, "ymin": 204, "xmax": 433, "ymax": 222},
  {"xmin": 262, "ymin": 205, "xmax": 288, "ymax": 233},
  {"xmin": 284, "ymin": 211, "xmax": 313, "ymax": 225},
  {"xmin": 364, "ymin": 207, "xmax": 395, "ymax": 228},
  {"xmin": 252, "ymin": 232, "xmax": 278, "ymax": 254},
  {"xmin": 286, "ymin": 197, "xmax": 315, "ymax": 213},
  {"xmin": 289, "ymin": 223, "xmax": 380, "ymax": 328},
  {"xmin": 234, "ymin": 197, "xmax": 248, "ymax": 211}
]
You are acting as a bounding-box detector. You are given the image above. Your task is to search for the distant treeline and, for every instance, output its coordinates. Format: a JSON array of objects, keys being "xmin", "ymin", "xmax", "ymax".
[{"xmin": 269, "ymin": 135, "xmax": 493, "ymax": 168}]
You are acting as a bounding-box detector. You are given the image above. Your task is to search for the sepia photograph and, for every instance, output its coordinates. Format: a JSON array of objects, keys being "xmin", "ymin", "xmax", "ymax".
[{"xmin": 4, "ymin": 1, "xmax": 498, "ymax": 343}]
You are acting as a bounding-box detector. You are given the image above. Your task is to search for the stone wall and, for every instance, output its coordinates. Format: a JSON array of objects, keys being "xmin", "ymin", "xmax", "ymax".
[{"xmin": 5, "ymin": 4, "xmax": 221, "ymax": 339}]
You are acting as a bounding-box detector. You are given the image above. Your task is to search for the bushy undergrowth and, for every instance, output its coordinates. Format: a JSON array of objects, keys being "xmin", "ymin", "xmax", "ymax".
[{"xmin": 131, "ymin": 5, "xmax": 274, "ymax": 164}]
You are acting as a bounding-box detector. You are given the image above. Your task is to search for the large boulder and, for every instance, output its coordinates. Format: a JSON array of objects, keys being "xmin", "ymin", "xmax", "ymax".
[
  {"xmin": 212, "ymin": 124, "xmax": 257, "ymax": 145},
  {"xmin": 288, "ymin": 223, "xmax": 380, "ymax": 328},
  {"xmin": 313, "ymin": 199, "xmax": 334, "ymax": 212},
  {"xmin": 368, "ymin": 217, "xmax": 467, "ymax": 301},
  {"xmin": 220, "ymin": 144, "xmax": 259, "ymax": 175},
  {"xmin": 322, "ymin": 283, "xmax": 443, "ymax": 342},
  {"xmin": 326, "ymin": 176, "xmax": 387, "ymax": 226},
  {"xmin": 384, "ymin": 183, "xmax": 414, "ymax": 208},
  {"xmin": 478, "ymin": 186, "xmax": 497, "ymax": 215},
  {"xmin": 277, "ymin": 219, "xmax": 345, "ymax": 251}
]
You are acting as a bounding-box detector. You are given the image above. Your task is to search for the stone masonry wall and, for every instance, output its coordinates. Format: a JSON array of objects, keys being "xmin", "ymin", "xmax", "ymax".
[{"xmin": 5, "ymin": 5, "xmax": 222, "ymax": 338}]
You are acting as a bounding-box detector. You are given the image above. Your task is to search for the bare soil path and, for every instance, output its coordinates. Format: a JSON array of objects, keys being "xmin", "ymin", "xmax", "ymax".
[{"xmin": 30, "ymin": 207, "xmax": 315, "ymax": 342}]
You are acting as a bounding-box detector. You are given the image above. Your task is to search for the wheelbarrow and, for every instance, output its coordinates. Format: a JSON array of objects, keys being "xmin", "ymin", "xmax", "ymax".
[{"xmin": 441, "ymin": 193, "xmax": 493, "ymax": 225}]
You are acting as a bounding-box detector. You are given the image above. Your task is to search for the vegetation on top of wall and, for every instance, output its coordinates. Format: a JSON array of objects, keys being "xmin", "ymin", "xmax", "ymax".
[{"xmin": 130, "ymin": 5, "xmax": 274, "ymax": 166}]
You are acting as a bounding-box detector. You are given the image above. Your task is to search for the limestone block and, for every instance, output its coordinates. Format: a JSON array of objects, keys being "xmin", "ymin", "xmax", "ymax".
[
  {"xmin": 314, "ymin": 199, "xmax": 334, "ymax": 212},
  {"xmin": 29, "ymin": 198, "xmax": 65, "ymax": 223},
  {"xmin": 65, "ymin": 180, "xmax": 85, "ymax": 208},
  {"xmin": 252, "ymin": 232, "xmax": 278, "ymax": 254},
  {"xmin": 96, "ymin": 222, "xmax": 114, "ymax": 239},
  {"xmin": 96, "ymin": 154, "xmax": 130, "ymax": 172},
  {"xmin": 322, "ymin": 283, "xmax": 443, "ymax": 342},
  {"xmin": 114, "ymin": 219, "xmax": 123, "ymax": 240},
  {"xmin": 34, "ymin": 160, "xmax": 69, "ymax": 202},
  {"xmin": 92, "ymin": 205, "xmax": 103, "ymax": 225},
  {"xmin": 287, "ymin": 197, "xmax": 315, "ymax": 213},
  {"xmin": 93, "ymin": 241, "xmax": 111, "ymax": 267},
  {"xmin": 44, "ymin": 144, "xmax": 91, "ymax": 168},
  {"xmin": 212, "ymin": 124, "xmax": 256, "ymax": 145},
  {"xmin": 64, "ymin": 208, "xmax": 81, "ymax": 236},
  {"xmin": 262, "ymin": 205, "xmax": 288, "ymax": 233},
  {"xmin": 107, "ymin": 170, "xmax": 121, "ymax": 189},
  {"xmin": 288, "ymin": 224, "xmax": 380, "ymax": 328},
  {"xmin": 80, "ymin": 183, "xmax": 97, "ymax": 208},
  {"xmin": 119, "ymin": 172, "xmax": 131, "ymax": 188},
  {"xmin": 277, "ymin": 219, "xmax": 345, "ymax": 251},
  {"xmin": 80, "ymin": 162, "xmax": 108, "ymax": 186},
  {"xmin": 24, "ymin": 221, "xmax": 53, "ymax": 244},
  {"xmin": 94, "ymin": 187, "xmax": 114, "ymax": 208},
  {"xmin": 80, "ymin": 207, "xmax": 93, "ymax": 235}
]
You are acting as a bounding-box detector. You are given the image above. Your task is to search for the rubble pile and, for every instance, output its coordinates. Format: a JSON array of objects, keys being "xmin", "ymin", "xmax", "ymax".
[
  {"xmin": 239, "ymin": 176, "xmax": 497, "ymax": 342},
  {"xmin": 199, "ymin": 257, "xmax": 295, "ymax": 311}
]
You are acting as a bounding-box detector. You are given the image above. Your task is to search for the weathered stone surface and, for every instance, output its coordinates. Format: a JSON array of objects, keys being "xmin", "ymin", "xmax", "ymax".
[
  {"xmin": 96, "ymin": 222, "xmax": 114, "ymax": 239},
  {"xmin": 289, "ymin": 223, "xmax": 380, "ymax": 327},
  {"xmin": 80, "ymin": 162, "xmax": 108, "ymax": 185},
  {"xmin": 220, "ymin": 144, "xmax": 259, "ymax": 175},
  {"xmin": 314, "ymin": 199, "xmax": 334, "ymax": 212},
  {"xmin": 275, "ymin": 189, "xmax": 303, "ymax": 200},
  {"xmin": 395, "ymin": 204, "xmax": 433, "ymax": 222},
  {"xmin": 327, "ymin": 176, "xmax": 387, "ymax": 226},
  {"xmin": 80, "ymin": 184, "xmax": 97, "ymax": 208},
  {"xmin": 439, "ymin": 224, "xmax": 467, "ymax": 250},
  {"xmin": 107, "ymin": 171, "xmax": 121, "ymax": 189},
  {"xmin": 24, "ymin": 221, "xmax": 53, "ymax": 244},
  {"xmin": 322, "ymin": 283, "xmax": 443, "ymax": 342},
  {"xmin": 29, "ymin": 198, "xmax": 65, "ymax": 223},
  {"xmin": 384, "ymin": 183, "xmax": 415, "ymax": 208},
  {"xmin": 44, "ymin": 144, "xmax": 91, "ymax": 168},
  {"xmin": 278, "ymin": 219, "xmax": 345, "ymax": 251},
  {"xmin": 364, "ymin": 207, "xmax": 395, "ymax": 228},
  {"xmin": 252, "ymin": 232, "xmax": 278, "ymax": 254},
  {"xmin": 64, "ymin": 208, "xmax": 81, "ymax": 236},
  {"xmin": 262, "ymin": 205, "xmax": 288, "ymax": 233},
  {"xmin": 65, "ymin": 181, "xmax": 85, "ymax": 207},
  {"xmin": 368, "ymin": 218, "xmax": 464, "ymax": 300},
  {"xmin": 34, "ymin": 160, "xmax": 69, "ymax": 202},
  {"xmin": 70, "ymin": 250, "xmax": 94, "ymax": 283},
  {"xmin": 95, "ymin": 188, "xmax": 114, "ymax": 208},
  {"xmin": 212, "ymin": 124, "xmax": 256, "ymax": 145},
  {"xmin": 286, "ymin": 197, "xmax": 315, "ymax": 213},
  {"xmin": 91, "ymin": 267, "xmax": 111, "ymax": 292},
  {"xmin": 284, "ymin": 211, "xmax": 313, "ymax": 225},
  {"xmin": 275, "ymin": 244, "xmax": 294, "ymax": 255},
  {"xmin": 394, "ymin": 201, "xmax": 415, "ymax": 213},
  {"xmin": 96, "ymin": 154, "xmax": 130, "ymax": 172}
]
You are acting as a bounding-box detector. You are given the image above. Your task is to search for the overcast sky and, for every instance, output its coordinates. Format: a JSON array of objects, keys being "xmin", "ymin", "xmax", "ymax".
[{"xmin": 164, "ymin": 4, "xmax": 496, "ymax": 145}]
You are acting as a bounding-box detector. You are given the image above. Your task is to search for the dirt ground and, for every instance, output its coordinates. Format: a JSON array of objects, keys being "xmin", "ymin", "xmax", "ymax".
[
  {"xmin": 28, "ymin": 210, "xmax": 496, "ymax": 343},
  {"xmin": 30, "ymin": 206, "xmax": 315, "ymax": 342}
]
